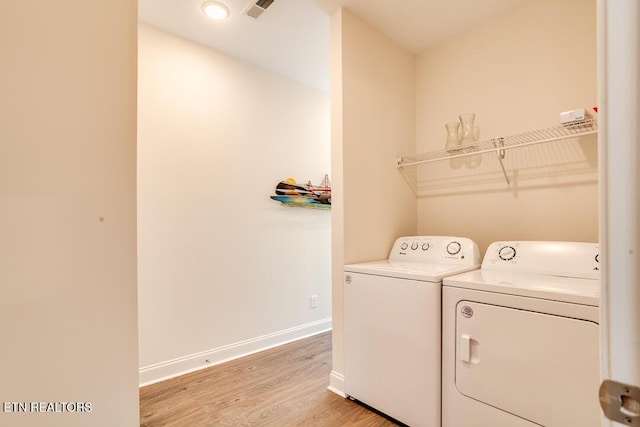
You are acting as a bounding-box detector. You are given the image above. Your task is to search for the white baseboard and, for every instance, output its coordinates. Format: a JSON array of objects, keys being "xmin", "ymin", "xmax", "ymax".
[
  {"xmin": 139, "ymin": 318, "xmax": 332, "ymax": 387},
  {"xmin": 328, "ymin": 370, "xmax": 346, "ymax": 397}
]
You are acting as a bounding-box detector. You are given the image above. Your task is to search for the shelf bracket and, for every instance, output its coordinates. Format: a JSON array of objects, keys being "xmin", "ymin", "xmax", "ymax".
[{"xmin": 493, "ymin": 137, "xmax": 511, "ymax": 187}]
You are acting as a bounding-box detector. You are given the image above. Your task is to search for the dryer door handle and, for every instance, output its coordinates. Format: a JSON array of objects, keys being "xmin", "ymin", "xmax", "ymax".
[
  {"xmin": 461, "ymin": 333, "xmax": 471, "ymax": 363},
  {"xmin": 460, "ymin": 334, "xmax": 480, "ymax": 364}
]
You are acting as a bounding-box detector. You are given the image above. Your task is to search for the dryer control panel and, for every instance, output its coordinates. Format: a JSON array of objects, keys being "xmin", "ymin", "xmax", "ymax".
[
  {"xmin": 389, "ymin": 236, "xmax": 480, "ymax": 266},
  {"xmin": 482, "ymin": 241, "xmax": 600, "ymax": 280}
]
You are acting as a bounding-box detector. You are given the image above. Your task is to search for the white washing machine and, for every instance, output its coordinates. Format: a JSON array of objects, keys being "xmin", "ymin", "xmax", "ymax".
[
  {"xmin": 344, "ymin": 236, "xmax": 480, "ymax": 427},
  {"xmin": 442, "ymin": 241, "xmax": 601, "ymax": 427}
]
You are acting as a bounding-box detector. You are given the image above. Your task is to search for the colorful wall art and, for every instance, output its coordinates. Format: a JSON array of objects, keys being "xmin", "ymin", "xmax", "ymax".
[{"xmin": 270, "ymin": 175, "xmax": 331, "ymax": 210}]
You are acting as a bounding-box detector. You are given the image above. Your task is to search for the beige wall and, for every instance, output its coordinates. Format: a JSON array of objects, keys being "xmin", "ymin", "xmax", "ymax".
[
  {"xmin": 329, "ymin": 9, "xmax": 347, "ymax": 392},
  {"xmin": 341, "ymin": 11, "xmax": 417, "ymax": 264},
  {"xmin": 138, "ymin": 25, "xmax": 332, "ymax": 383},
  {"xmin": 330, "ymin": 8, "xmax": 417, "ymax": 392},
  {"xmin": 415, "ymin": 0, "xmax": 598, "ymax": 252},
  {"xmin": 0, "ymin": 2, "xmax": 139, "ymax": 426}
]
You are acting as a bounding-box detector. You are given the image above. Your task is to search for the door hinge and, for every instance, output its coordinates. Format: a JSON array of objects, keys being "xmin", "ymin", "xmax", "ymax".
[{"xmin": 600, "ymin": 380, "xmax": 640, "ymax": 425}]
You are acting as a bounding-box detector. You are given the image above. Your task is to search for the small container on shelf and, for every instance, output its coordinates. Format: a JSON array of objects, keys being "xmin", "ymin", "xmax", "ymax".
[
  {"xmin": 459, "ymin": 113, "xmax": 476, "ymax": 144},
  {"xmin": 445, "ymin": 122, "xmax": 461, "ymax": 153}
]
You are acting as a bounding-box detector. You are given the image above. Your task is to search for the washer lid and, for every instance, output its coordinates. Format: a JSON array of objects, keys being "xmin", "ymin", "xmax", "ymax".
[
  {"xmin": 345, "ymin": 260, "xmax": 480, "ymax": 282},
  {"xmin": 443, "ymin": 269, "xmax": 599, "ymax": 306}
]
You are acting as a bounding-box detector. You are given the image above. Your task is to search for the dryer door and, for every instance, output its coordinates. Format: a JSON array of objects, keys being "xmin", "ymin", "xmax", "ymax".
[{"xmin": 455, "ymin": 301, "xmax": 601, "ymax": 427}]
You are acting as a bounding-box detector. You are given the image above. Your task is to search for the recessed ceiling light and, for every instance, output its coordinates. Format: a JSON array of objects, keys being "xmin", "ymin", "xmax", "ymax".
[{"xmin": 201, "ymin": 1, "xmax": 230, "ymax": 20}]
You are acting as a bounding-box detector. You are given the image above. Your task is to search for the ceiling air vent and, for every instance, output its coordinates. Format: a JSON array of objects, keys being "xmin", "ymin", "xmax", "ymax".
[{"xmin": 243, "ymin": 0, "xmax": 275, "ymax": 19}]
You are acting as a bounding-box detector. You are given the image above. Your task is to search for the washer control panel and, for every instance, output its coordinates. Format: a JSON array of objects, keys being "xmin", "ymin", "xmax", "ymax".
[
  {"xmin": 389, "ymin": 236, "xmax": 480, "ymax": 266},
  {"xmin": 447, "ymin": 241, "xmax": 462, "ymax": 255},
  {"xmin": 483, "ymin": 241, "xmax": 600, "ymax": 280}
]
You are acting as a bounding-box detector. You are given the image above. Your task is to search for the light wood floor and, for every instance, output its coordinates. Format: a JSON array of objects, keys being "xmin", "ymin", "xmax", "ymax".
[{"xmin": 139, "ymin": 331, "xmax": 399, "ymax": 426}]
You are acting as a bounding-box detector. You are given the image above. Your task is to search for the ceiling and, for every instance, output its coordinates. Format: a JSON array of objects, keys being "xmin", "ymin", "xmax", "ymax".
[{"xmin": 138, "ymin": 0, "xmax": 527, "ymax": 92}]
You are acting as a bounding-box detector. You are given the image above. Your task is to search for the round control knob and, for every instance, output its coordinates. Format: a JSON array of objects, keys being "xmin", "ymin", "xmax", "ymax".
[
  {"xmin": 447, "ymin": 241, "xmax": 462, "ymax": 255},
  {"xmin": 401, "ymin": 243, "xmax": 408, "ymax": 250},
  {"xmin": 411, "ymin": 242, "xmax": 419, "ymax": 250},
  {"xmin": 498, "ymin": 246, "xmax": 516, "ymax": 261},
  {"xmin": 422, "ymin": 243, "xmax": 430, "ymax": 251}
]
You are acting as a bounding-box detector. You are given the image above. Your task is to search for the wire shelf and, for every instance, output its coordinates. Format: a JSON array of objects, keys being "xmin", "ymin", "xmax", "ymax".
[
  {"xmin": 397, "ymin": 119, "xmax": 598, "ymax": 168},
  {"xmin": 396, "ymin": 119, "xmax": 598, "ymax": 193}
]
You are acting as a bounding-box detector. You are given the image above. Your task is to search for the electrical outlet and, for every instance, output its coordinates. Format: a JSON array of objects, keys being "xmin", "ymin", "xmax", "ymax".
[{"xmin": 310, "ymin": 295, "xmax": 318, "ymax": 309}]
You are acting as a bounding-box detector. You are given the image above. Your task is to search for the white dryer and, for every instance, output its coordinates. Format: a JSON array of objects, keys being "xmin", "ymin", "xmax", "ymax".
[
  {"xmin": 442, "ymin": 241, "xmax": 601, "ymax": 427},
  {"xmin": 344, "ymin": 236, "xmax": 480, "ymax": 427}
]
